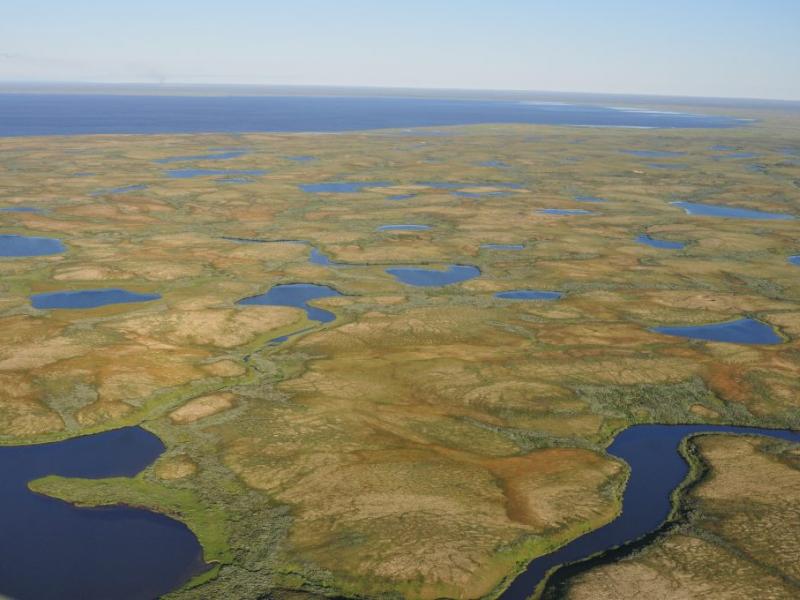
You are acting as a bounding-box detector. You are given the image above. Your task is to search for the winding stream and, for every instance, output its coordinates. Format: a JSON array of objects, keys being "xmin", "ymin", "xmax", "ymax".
[
  {"xmin": 0, "ymin": 427, "xmax": 206, "ymax": 600},
  {"xmin": 499, "ymin": 423, "xmax": 800, "ymax": 599}
]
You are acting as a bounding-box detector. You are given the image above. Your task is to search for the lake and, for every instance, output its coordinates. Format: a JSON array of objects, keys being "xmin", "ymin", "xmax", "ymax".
[
  {"xmin": 377, "ymin": 224, "xmax": 431, "ymax": 232},
  {"xmin": 636, "ymin": 234, "xmax": 685, "ymax": 250},
  {"xmin": 672, "ymin": 201, "xmax": 795, "ymax": 220},
  {"xmin": 537, "ymin": 209, "xmax": 593, "ymax": 216},
  {"xmin": 300, "ymin": 182, "xmax": 392, "ymax": 193},
  {"xmin": 31, "ymin": 289, "xmax": 161, "ymax": 310},
  {"xmin": 0, "ymin": 95, "xmax": 747, "ymax": 137},
  {"xmin": 237, "ymin": 283, "xmax": 342, "ymax": 323},
  {"xmin": 155, "ymin": 150, "xmax": 248, "ymax": 163},
  {"xmin": 651, "ymin": 318, "xmax": 782, "ymax": 344},
  {"xmin": 165, "ymin": 168, "xmax": 266, "ymax": 179},
  {"xmin": 386, "ymin": 264, "xmax": 480, "ymax": 287},
  {"xmin": 499, "ymin": 424, "xmax": 800, "ymax": 599},
  {"xmin": 495, "ymin": 290, "xmax": 562, "ymax": 300},
  {"xmin": 0, "ymin": 234, "xmax": 66, "ymax": 257},
  {"xmin": 482, "ymin": 244, "xmax": 525, "ymax": 250},
  {"xmin": 0, "ymin": 427, "xmax": 206, "ymax": 600}
]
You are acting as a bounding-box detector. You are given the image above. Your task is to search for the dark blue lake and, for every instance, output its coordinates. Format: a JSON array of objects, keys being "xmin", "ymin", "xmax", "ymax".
[
  {"xmin": 377, "ymin": 224, "xmax": 431, "ymax": 232},
  {"xmin": 482, "ymin": 244, "xmax": 525, "ymax": 250},
  {"xmin": 0, "ymin": 234, "xmax": 65, "ymax": 257},
  {"xmin": 0, "ymin": 427, "xmax": 206, "ymax": 600},
  {"xmin": 500, "ymin": 424, "xmax": 800, "ymax": 599},
  {"xmin": 538, "ymin": 209, "xmax": 592, "ymax": 216},
  {"xmin": 495, "ymin": 290, "xmax": 562, "ymax": 300},
  {"xmin": 155, "ymin": 150, "xmax": 248, "ymax": 163},
  {"xmin": 309, "ymin": 247, "xmax": 334, "ymax": 266},
  {"xmin": 651, "ymin": 318, "xmax": 782, "ymax": 344},
  {"xmin": 165, "ymin": 168, "xmax": 266, "ymax": 179},
  {"xmin": 789, "ymin": 255, "xmax": 800, "ymax": 265},
  {"xmin": 300, "ymin": 182, "xmax": 392, "ymax": 193},
  {"xmin": 671, "ymin": 201, "xmax": 794, "ymax": 220},
  {"xmin": 0, "ymin": 95, "xmax": 746, "ymax": 137},
  {"xmin": 636, "ymin": 234, "xmax": 685, "ymax": 250},
  {"xmin": 386, "ymin": 264, "xmax": 480, "ymax": 287},
  {"xmin": 237, "ymin": 283, "xmax": 341, "ymax": 323},
  {"xmin": 31, "ymin": 289, "xmax": 161, "ymax": 310}
]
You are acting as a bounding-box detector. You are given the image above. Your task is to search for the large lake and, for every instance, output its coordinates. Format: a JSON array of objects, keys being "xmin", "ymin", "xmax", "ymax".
[{"xmin": 0, "ymin": 95, "xmax": 746, "ymax": 136}]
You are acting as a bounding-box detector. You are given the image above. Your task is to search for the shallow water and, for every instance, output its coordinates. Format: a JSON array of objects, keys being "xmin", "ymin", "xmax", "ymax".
[
  {"xmin": 647, "ymin": 162, "xmax": 688, "ymax": 170},
  {"xmin": 0, "ymin": 206, "xmax": 42, "ymax": 213},
  {"xmin": 387, "ymin": 194, "xmax": 417, "ymax": 201},
  {"xmin": 165, "ymin": 168, "xmax": 266, "ymax": 179},
  {"xmin": 478, "ymin": 160, "xmax": 510, "ymax": 168},
  {"xmin": 31, "ymin": 289, "xmax": 161, "ymax": 310},
  {"xmin": 0, "ymin": 427, "xmax": 206, "ymax": 600},
  {"xmin": 537, "ymin": 209, "xmax": 592, "ymax": 216},
  {"xmin": 574, "ymin": 195, "xmax": 606, "ymax": 203},
  {"xmin": 671, "ymin": 201, "xmax": 794, "ymax": 220},
  {"xmin": 285, "ymin": 155, "xmax": 316, "ymax": 162},
  {"xmin": 636, "ymin": 234, "xmax": 685, "ymax": 250},
  {"xmin": 495, "ymin": 290, "xmax": 562, "ymax": 300},
  {"xmin": 309, "ymin": 247, "xmax": 334, "ymax": 266},
  {"xmin": 0, "ymin": 95, "xmax": 747, "ymax": 137},
  {"xmin": 651, "ymin": 318, "xmax": 782, "ymax": 344},
  {"xmin": 789, "ymin": 255, "xmax": 800, "ymax": 265},
  {"xmin": 622, "ymin": 150, "xmax": 686, "ymax": 158},
  {"xmin": 386, "ymin": 264, "xmax": 480, "ymax": 287},
  {"xmin": 300, "ymin": 181, "xmax": 391, "ymax": 193},
  {"xmin": 499, "ymin": 424, "xmax": 800, "ymax": 599},
  {"xmin": 91, "ymin": 184, "xmax": 148, "ymax": 195},
  {"xmin": 453, "ymin": 190, "xmax": 512, "ymax": 198},
  {"xmin": 482, "ymin": 244, "xmax": 525, "ymax": 250},
  {"xmin": 237, "ymin": 283, "xmax": 342, "ymax": 323},
  {"xmin": 377, "ymin": 224, "xmax": 431, "ymax": 232},
  {"xmin": 0, "ymin": 234, "xmax": 65, "ymax": 257}
]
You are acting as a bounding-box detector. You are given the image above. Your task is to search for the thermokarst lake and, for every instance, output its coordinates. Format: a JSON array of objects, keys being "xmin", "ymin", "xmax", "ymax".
[{"xmin": 1, "ymin": 90, "xmax": 799, "ymax": 600}]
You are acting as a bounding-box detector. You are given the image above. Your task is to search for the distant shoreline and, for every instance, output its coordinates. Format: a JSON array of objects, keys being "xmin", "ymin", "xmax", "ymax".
[{"xmin": 1, "ymin": 81, "xmax": 798, "ymax": 110}]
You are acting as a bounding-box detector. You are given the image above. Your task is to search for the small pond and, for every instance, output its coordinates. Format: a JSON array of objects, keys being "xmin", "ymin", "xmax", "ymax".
[
  {"xmin": 299, "ymin": 182, "xmax": 391, "ymax": 193},
  {"xmin": 672, "ymin": 201, "xmax": 794, "ymax": 220},
  {"xmin": 377, "ymin": 224, "xmax": 431, "ymax": 232},
  {"xmin": 622, "ymin": 150, "xmax": 686, "ymax": 158},
  {"xmin": 237, "ymin": 283, "xmax": 342, "ymax": 323},
  {"xmin": 0, "ymin": 234, "xmax": 65, "ymax": 257},
  {"xmin": 636, "ymin": 234, "xmax": 685, "ymax": 250},
  {"xmin": 495, "ymin": 290, "xmax": 562, "ymax": 301},
  {"xmin": 386, "ymin": 264, "xmax": 480, "ymax": 287},
  {"xmin": 165, "ymin": 169, "xmax": 266, "ymax": 179},
  {"xmin": 482, "ymin": 244, "xmax": 525, "ymax": 251},
  {"xmin": 537, "ymin": 209, "xmax": 592, "ymax": 216},
  {"xmin": 650, "ymin": 318, "xmax": 782, "ymax": 345},
  {"xmin": 31, "ymin": 289, "xmax": 161, "ymax": 310}
]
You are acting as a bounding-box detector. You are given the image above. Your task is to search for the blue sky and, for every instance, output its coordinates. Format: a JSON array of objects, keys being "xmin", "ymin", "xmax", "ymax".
[{"xmin": 1, "ymin": 0, "xmax": 798, "ymax": 99}]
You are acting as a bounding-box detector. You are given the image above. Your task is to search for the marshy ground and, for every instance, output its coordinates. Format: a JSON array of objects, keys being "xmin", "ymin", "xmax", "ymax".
[{"xmin": 1, "ymin": 106, "xmax": 799, "ymax": 598}]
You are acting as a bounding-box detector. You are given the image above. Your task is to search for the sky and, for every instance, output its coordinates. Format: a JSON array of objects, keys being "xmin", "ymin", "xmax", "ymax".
[{"xmin": 1, "ymin": 0, "xmax": 799, "ymax": 100}]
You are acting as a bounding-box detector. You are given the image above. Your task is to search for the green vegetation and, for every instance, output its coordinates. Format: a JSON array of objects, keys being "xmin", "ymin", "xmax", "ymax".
[{"xmin": 1, "ymin": 105, "xmax": 799, "ymax": 598}]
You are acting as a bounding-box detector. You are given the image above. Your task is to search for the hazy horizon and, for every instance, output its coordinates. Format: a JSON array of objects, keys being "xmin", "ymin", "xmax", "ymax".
[{"xmin": 2, "ymin": 1, "xmax": 798, "ymax": 101}]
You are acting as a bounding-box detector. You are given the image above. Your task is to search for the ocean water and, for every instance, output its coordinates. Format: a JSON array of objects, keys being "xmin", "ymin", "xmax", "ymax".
[{"xmin": 0, "ymin": 95, "xmax": 746, "ymax": 137}]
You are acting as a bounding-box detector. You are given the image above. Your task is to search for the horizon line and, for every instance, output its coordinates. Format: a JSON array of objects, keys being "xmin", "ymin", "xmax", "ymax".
[{"xmin": 1, "ymin": 80, "xmax": 799, "ymax": 106}]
